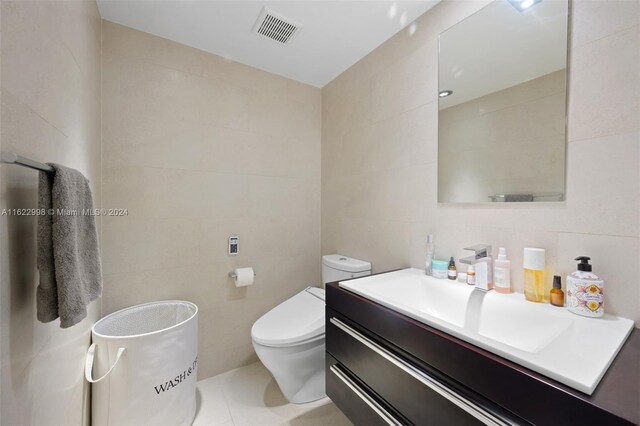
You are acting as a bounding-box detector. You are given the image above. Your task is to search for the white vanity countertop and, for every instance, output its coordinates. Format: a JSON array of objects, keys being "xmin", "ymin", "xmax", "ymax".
[{"xmin": 340, "ymin": 268, "xmax": 635, "ymax": 395}]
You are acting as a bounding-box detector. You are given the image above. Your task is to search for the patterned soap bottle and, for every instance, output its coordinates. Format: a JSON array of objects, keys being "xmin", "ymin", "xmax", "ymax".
[{"xmin": 566, "ymin": 257, "xmax": 604, "ymax": 317}]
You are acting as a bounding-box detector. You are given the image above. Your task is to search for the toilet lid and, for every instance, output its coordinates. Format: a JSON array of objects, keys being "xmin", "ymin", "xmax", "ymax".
[{"xmin": 251, "ymin": 287, "xmax": 325, "ymax": 347}]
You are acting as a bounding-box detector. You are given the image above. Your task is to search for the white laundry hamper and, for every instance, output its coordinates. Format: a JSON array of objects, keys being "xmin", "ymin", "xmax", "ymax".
[{"xmin": 85, "ymin": 300, "xmax": 198, "ymax": 426}]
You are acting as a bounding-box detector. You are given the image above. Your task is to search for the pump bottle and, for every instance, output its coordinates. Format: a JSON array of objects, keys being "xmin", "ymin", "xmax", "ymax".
[{"xmin": 567, "ymin": 257, "xmax": 604, "ymax": 317}]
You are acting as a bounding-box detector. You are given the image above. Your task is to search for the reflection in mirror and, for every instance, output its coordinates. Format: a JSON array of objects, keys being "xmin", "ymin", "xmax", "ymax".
[{"xmin": 438, "ymin": 0, "xmax": 568, "ymax": 203}]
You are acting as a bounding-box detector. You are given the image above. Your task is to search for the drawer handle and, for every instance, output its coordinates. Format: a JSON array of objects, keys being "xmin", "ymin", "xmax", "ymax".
[
  {"xmin": 330, "ymin": 317, "xmax": 509, "ymax": 426},
  {"xmin": 330, "ymin": 365, "xmax": 402, "ymax": 426}
]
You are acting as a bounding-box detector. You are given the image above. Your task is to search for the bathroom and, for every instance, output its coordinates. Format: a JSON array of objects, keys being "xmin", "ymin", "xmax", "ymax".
[{"xmin": 0, "ymin": 0, "xmax": 638, "ymax": 424}]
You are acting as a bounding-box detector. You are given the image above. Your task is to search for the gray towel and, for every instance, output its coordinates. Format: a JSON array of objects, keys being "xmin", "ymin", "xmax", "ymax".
[{"xmin": 37, "ymin": 164, "xmax": 102, "ymax": 328}]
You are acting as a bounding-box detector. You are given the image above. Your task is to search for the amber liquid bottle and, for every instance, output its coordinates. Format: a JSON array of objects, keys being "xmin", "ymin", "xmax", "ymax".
[{"xmin": 550, "ymin": 275, "xmax": 565, "ymax": 307}]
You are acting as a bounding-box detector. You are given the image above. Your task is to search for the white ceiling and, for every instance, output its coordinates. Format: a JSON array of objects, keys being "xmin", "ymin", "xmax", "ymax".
[
  {"xmin": 439, "ymin": 0, "xmax": 568, "ymax": 108},
  {"xmin": 97, "ymin": 1, "xmax": 440, "ymax": 88}
]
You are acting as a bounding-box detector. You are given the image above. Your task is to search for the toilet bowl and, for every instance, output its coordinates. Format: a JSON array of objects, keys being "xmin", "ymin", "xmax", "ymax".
[
  {"xmin": 251, "ymin": 255, "xmax": 371, "ymax": 403},
  {"xmin": 252, "ymin": 287, "xmax": 326, "ymax": 403}
]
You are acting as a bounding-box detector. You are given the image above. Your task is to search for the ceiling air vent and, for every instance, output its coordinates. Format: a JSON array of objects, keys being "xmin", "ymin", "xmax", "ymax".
[{"xmin": 252, "ymin": 7, "xmax": 302, "ymax": 45}]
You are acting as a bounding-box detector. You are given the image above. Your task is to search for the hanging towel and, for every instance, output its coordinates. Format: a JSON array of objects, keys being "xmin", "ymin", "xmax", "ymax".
[{"xmin": 37, "ymin": 164, "xmax": 102, "ymax": 328}]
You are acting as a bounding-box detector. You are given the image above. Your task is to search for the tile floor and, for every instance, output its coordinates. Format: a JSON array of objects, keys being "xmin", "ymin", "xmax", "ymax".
[{"xmin": 193, "ymin": 362, "xmax": 353, "ymax": 426}]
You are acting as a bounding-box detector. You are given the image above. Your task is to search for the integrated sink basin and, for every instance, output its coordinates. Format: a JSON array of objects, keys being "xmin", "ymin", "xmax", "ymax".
[{"xmin": 339, "ymin": 268, "xmax": 635, "ymax": 394}]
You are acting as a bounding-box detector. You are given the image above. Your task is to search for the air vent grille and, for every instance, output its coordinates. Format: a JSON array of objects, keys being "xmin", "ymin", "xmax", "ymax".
[{"xmin": 252, "ymin": 8, "xmax": 301, "ymax": 45}]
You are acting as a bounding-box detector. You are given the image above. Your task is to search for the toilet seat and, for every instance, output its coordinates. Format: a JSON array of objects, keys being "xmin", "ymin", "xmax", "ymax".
[{"xmin": 251, "ymin": 287, "xmax": 325, "ymax": 348}]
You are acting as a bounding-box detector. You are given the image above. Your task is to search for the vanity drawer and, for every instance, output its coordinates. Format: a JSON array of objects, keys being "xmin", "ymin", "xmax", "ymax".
[
  {"xmin": 327, "ymin": 360, "xmax": 404, "ymax": 426},
  {"xmin": 327, "ymin": 315, "xmax": 510, "ymax": 426}
]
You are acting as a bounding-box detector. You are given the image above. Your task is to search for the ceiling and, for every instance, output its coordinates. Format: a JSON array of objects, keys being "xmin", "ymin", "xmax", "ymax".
[
  {"xmin": 439, "ymin": 0, "xmax": 568, "ymax": 108},
  {"xmin": 97, "ymin": 1, "xmax": 440, "ymax": 88}
]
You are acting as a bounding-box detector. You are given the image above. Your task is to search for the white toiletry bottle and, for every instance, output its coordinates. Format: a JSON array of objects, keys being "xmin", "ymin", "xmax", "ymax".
[
  {"xmin": 494, "ymin": 248, "xmax": 512, "ymax": 294},
  {"xmin": 566, "ymin": 257, "xmax": 604, "ymax": 317},
  {"xmin": 425, "ymin": 234, "xmax": 434, "ymax": 275}
]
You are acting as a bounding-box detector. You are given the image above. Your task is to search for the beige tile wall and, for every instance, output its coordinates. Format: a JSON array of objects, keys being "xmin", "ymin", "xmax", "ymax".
[
  {"xmin": 0, "ymin": 1, "xmax": 633, "ymax": 422},
  {"xmin": 439, "ymin": 70, "xmax": 566, "ymax": 203},
  {"xmin": 101, "ymin": 21, "xmax": 321, "ymax": 379},
  {"xmin": 0, "ymin": 1, "xmax": 102, "ymax": 424},
  {"xmin": 322, "ymin": 0, "xmax": 640, "ymax": 324}
]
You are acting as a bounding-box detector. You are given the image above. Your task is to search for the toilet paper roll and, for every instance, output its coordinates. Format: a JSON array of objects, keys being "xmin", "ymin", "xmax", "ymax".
[{"xmin": 233, "ymin": 267, "xmax": 254, "ymax": 287}]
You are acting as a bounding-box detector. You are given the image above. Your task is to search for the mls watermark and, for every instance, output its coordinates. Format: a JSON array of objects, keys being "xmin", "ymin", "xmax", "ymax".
[{"xmin": 1, "ymin": 208, "xmax": 128, "ymax": 217}]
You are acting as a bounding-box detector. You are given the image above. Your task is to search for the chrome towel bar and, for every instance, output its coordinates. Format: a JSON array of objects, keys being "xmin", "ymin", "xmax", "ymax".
[{"xmin": 1, "ymin": 151, "xmax": 54, "ymax": 173}]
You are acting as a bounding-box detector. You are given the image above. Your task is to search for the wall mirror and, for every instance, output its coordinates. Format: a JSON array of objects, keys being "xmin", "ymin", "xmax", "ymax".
[{"xmin": 438, "ymin": 0, "xmax": 569, "ymax": 203}]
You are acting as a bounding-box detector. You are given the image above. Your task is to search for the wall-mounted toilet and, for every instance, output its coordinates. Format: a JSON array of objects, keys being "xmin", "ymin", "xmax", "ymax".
[{"xmin": 251, "ymin": 254, "xmax": 371, "ymax": 403}]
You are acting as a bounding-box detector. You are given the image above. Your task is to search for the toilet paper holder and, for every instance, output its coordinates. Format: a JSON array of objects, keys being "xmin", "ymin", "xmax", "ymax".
[{"xmin": 228, "ymin": 271, "xmax": 256, "ymax": 279}]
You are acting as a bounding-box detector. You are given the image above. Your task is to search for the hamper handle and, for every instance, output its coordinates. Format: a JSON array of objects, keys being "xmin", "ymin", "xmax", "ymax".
[{"xmin": 85, "ymin": 343, "xmax": 126, "ymax": 383}]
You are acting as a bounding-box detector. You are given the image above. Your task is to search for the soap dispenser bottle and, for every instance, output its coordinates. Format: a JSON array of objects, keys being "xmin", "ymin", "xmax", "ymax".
[{"xmin": 566, "ymin": 257, "xmax": 604, "ymax": 317}]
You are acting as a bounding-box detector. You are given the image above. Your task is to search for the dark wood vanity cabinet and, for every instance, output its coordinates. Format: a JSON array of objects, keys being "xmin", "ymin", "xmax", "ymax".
[
  {"xmin": 325, "ymin": 281, "xmax": 640, "ymax": 426},
  {"xmin": 326, "ymin": 309, "xmax": 518, "ymax": 425}
]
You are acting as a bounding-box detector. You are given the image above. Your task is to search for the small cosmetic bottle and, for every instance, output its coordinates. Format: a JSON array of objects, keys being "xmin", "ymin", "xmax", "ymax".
[
  {"xmin": 550, "ymin": 275, "xmax": 564, "ymax": 307},
  {"xmin": 466, "ymin": 264, "xmax": 476, "ymax": 286},
  {"xmin": 448, "ymin": 257, "xmax": 457, "ymax": 280}
]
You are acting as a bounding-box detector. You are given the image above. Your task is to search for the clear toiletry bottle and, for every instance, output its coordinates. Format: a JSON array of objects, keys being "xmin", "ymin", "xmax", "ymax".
[
  {"xmin": 494, "ymin": 248, "xmax": 511, "ymax": 294},
  {"xmin": 425, "ymin": 234, "xmax": 434, "ymax": 275},
  {"xmin": 566, "ymin": 257, "xmax": 604, "ymax": 317},
  {"xmin": 448, "ymin": 257, "xmax": 457, "ymax": 280},
  {"xmin": 524, "ymin": 248, "xmax": 545, "ymax": 302}
]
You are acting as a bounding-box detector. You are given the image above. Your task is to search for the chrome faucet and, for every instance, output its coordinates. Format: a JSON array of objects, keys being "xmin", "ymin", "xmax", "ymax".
[
  {"xmin": 460, "ymin": 244, "xmax": 494, "ymax": 291},
  {"xmin": 459, "ymin": 244, "xmax": 492, "ymax": 265}
]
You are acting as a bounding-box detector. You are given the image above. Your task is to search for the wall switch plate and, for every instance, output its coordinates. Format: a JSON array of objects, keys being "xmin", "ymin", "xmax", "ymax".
[{"xmin": 228, "ymin": 236, "xmax": 239, "ymax": 256}]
